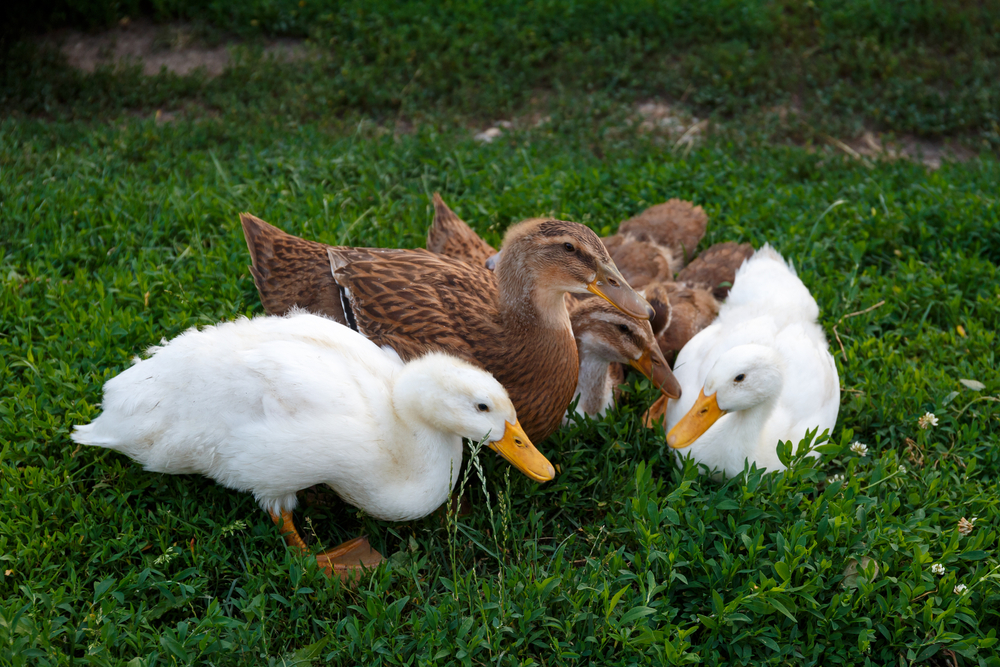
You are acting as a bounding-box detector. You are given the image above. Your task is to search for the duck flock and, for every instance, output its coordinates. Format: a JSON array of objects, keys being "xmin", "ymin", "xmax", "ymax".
[{"xmin": 72, "ymin": 195, "xmax": 840, "ymax": 581}]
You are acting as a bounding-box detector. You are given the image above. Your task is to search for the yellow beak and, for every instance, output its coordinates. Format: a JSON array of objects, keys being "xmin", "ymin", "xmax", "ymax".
[
  {"xmin": 628, "ymin": 348, "xmax": 682, "ymax": 399},
  {"xmin": 666, "ymin": 388, "xmax": 727, "ymax": 449},
  {"xmin": 587, "ymin": 262, "xmax": 654, "ymax": 321},
  {"xmin": 487, "ymin": 420, "xmax": 556, "ymax": 482}
]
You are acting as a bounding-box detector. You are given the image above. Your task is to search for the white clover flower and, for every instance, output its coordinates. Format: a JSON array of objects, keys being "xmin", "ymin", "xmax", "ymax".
[
  {"xmin": 958, "ymin": 517, "xmax": 977, "ymax": 536},
  {"xmin": 931, "ymin": 563, "xmax": 945, "ymax": 576},
  {"xmin": 828, "ymin": 473, "xmax": 845, "ymax": 484},
  {"xmin": 850, "ymin": 441, "xmax": 869, "ymax": 457},
  {"xmin": 918, "ymin": 412, "xmax": 938, "ymax": 430},
  {"xmin": 897, "ymin": 464, "xmax": 906, "ymax": 473},
  {"xmin": 953, "ymin": 583, "xmax": 967, "ymax": 595}
]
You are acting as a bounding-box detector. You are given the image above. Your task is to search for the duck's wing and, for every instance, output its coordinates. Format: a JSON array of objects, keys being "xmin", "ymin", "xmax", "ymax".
[
  {"xmin": 676, "ymin": 242, "xmax": 755, "ymax": 299},
  {"xmin": 618, "ymin": 199, "xmax": 708, "ymax": 265},
  {"xmin": 602, "ymin": 234, "xmax": 676, "ymax": 290},
  {"xmin": 427, "ymin": 193, "xmax": 496, "ymax": 267},
  {"xmin": 327, "ymin": 246, "xmax": 502, "ymax": 365},
  {"xmin": 769, "ymin": 322, "xmax": 840, "ymax": 448},
  {"xmin": 651, "ymin": 282, "xmax": 720, "ymax": 355},
  {"xmin": 241, "ymin": 213, "xmax": 348, "ymax": 321}
]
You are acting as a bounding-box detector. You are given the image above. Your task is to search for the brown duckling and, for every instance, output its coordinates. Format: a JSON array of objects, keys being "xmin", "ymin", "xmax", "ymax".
[
  {"xmin": 240, "ymin": 213, "xmax": 653, "ymax": 443},
  {"xmin": 600, "ymin": 233, "xmax": 677, "ymax": 290},
  {"xmin": 644, "ymin": 281, "xmax": 721, "ymax": 359}
]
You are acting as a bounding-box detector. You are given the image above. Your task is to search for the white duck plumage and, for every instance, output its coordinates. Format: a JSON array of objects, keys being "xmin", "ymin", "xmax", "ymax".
[
  {"xmin": 72, "ymin": 311, "xmax": 554, "ymax": 578},
  {"xmin": 664, "ymin": 245, "xmax": 840, "ymax": 477}
]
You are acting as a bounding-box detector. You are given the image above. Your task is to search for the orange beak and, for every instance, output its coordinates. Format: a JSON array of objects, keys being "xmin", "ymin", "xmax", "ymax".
[
  {"xmin": 666, "ymin": 388, "xmax": 727, "ymax": 449},
  {"xmin": 487, "ymin": 419, "xmax": 555, "ymax": 482}
]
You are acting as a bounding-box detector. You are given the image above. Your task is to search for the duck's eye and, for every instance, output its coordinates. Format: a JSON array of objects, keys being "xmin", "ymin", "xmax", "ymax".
[
  {"xmin": 563, "ymin": 242, "xmax": 575, "ymax": 252},
  {"xmin": 735, "ymin": 374, "xmax": 745, "ymax": 382},
  {"xmin": 618, "ymin": 324, "xmax": 629, "ymax": 333},
  {"xmin": 477, "ymin": 403, "xmax": 489, "ymax": 412}
]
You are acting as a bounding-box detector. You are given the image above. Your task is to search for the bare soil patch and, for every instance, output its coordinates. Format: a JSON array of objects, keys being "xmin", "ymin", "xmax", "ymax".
[{"xmin": 43, "ymin": 18, "xmax": 307, "ymax": 78}]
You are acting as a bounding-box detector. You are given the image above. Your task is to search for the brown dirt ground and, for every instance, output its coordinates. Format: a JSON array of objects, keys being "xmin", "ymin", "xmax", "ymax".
[
  {"xmin": 42, "ymin": 18, "xmax": 307, "ymax": 78},
  {"xmin": 39, "ymin": 21, "xmax": 978, "ymax": 168}
]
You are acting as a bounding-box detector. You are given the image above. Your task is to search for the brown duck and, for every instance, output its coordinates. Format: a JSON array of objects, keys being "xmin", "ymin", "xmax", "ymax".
[
  {"xmin": 426, "ymin": 195, "xmax": 680, "ymax": 418},
  {"xmin": 241, "ymin": 212, "xmax": 653, "ymax": 443}
]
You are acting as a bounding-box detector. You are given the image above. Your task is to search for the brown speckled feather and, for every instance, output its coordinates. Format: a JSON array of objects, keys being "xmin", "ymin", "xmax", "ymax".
[
  {"xmin": 327, "ymin": 247, "xmax": 500, "ymax": 365},
  {"xmin": 328, "ymin": 244, "xmax": 580, "ymax": 443},
  {"xmin": 601, "ymin": 234, "xmax": 677, "ymax": 289},
  {"xmin": 242, "ymin": 214, "xmax": 620, "ymax": 443},
  {"xmin": 241, "ymin": 213, "xmax": 347, "ymax": 321},
  {"xmin": 619, "ymin": 199, "xmax": 708, "ymax": 265},
  {"xmin": 427, "ymin": 193, "xmax": 496, "ymax": 267},
  {"xmin": 676, "ymin": 242, "xmax": 754, "ymax": 299},
  {"xmin": 644, "ymin": 281, "xmax": 719, "ymax": 358}
]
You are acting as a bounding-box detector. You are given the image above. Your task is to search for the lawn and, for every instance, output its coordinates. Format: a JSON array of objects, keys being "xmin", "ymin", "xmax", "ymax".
[{"xmin": 2, "ymin": 2, "xmax": 1000, "ymax": 666}]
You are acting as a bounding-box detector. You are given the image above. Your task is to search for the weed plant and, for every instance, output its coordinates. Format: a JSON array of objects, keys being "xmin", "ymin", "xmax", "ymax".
[{"xmin": 2, "ymin": 106, "xmax": 999, "ymax": 664}]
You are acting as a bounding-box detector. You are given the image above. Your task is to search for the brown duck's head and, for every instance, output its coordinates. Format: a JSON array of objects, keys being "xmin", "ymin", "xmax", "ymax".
[
  {"xmin": 498, "ymin": 218, "xmax": 654, "ymax": 321},
  {"xmin": 571, "ymin": 298, "xmax": 681, "ymax": 399}
]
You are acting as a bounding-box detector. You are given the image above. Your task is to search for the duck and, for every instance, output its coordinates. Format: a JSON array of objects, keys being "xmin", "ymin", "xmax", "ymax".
[
  {"xmin": 425, "ymin": 195, "xmax": 680, "ymax": 420},
  {"xmin": 663, "ymin": 245, "xmax": 840, "ymax": 477},
  {"xmin": 565, "ymin": 296, "xmax": 678, "ymax": 420},
  {"xmin": 644, "ymin": 241, "xmax": 756, "ymax": 358},
  {"xmin": 675, "ymin": 241, "xmax": 756, "ymax": 300},
  {"xmin": 616, "ymin": 198, "xmax": 709, "ymax": 266},
  {"xmin": 240, "ymin": 212, "xmax": 654, "ymax": 443},
  {"xmin": 71, "ymin": 311, "xmax": 555, "ymax": 581}
]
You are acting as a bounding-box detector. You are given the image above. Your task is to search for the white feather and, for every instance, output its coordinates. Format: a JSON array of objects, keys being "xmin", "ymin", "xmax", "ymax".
[
  {"xmin": 665, "ymin": 245, "xmax": 840, "ymax": 477},
  {"xmin": 72, "ymin": 311, "xmax": 521, "ymax": 521}
]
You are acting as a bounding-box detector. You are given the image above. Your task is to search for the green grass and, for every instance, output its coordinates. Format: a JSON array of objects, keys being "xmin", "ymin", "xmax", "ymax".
[
  {"xmin": 4, "ymin": 0, "xmax": 1000, "ymax": 146},
  {"xmin": 2, "ymin": 107, "xmax": 999, "ymax": 665}
]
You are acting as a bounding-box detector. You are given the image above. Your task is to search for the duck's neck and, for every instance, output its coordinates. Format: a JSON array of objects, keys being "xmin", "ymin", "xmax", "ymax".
[
  {"xmin": 496, "ymin": 257, "xmax": 573, "ymax": 331},
  {"xmin": 570, "ymin": 353, "xmax": 615, "ymax": 418},
  {"xmin": 492, "ymin": 256, "xmax": 579, "ymax": 442}
]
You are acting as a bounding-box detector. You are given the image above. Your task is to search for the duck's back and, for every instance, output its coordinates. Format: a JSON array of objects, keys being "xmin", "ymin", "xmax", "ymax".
[{"xmin": 73, "ymin": 313, "xmax": 403, "ymax": 504}]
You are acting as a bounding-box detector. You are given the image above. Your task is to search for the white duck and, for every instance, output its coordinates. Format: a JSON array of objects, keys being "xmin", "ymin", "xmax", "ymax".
[
  {"xmin": 72, "ymin": 311, "xmax": 554, "ymax": 581},
  {"xmin": 664, "ymin": 245, "xmax": 839, "ymax": 477}
]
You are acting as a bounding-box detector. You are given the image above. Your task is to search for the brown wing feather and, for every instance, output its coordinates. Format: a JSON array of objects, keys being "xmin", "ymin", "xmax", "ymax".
[
  {"xmin": 328, "ymin": 246, "xmax": 577, "ymax": 441},
  {"xmin": 619, "ymin": 199, "xmax": 708, "ymax": 264},
  {"xmin": 601, "ymin": 233, "xmax": 676, "ymax": 290},
  {"xmin": 653, "ymin": 282, "xmax": 719, "ymax": 357},
  {"xmin": 427, "ymin": 193, "xmax": 496, "ymax": 267},
  {"xmin": 328, "ymin": 247, "xmax": 501, "ymax": 366},
  {"xmin": 676, "ymin": 242, "xmax": 754, "ymax": 299},
  {"xmin": 240, "ymin": 213, "xmax": 347, "ymax": 321}
]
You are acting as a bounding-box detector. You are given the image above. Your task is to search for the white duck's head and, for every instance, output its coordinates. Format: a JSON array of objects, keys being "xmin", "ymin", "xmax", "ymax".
[
  {"xmin": 394, "ymin": 352, "xmax": 556, "ymax": 482},
  {"xmin": 667, "ymin": 344, "xmax": 784, "ymax": 449}
]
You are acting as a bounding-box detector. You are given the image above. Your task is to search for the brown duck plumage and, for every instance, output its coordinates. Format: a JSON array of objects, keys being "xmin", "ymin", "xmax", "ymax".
[
  {"xmin": 240, "ymin": 212, "xmax": 652, "ymax": 443},
  {"xmin": 618, "ymin": 199, "xmax": 709, "ymax": 266},
  {"xmin": 567, "ymin": 297, "xmax": 679, "ymax": 419},
  {"xmin": 427, "ymin": 193, "xmax": 496, "ymax": 267},
  {"xmin": 676, "ymin": 242, "xmax": 754, "ymax": 300},
  {"xmin": 644, "ymin": 281, "xmax": 720, "ymax": 358},
  {"xmin": 600, "ymin": 233, "xmax": 677, "ymax": 290},
  {"xmin": 424, "ymin": 196, "xmax": 680, "ymax": 413}
]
